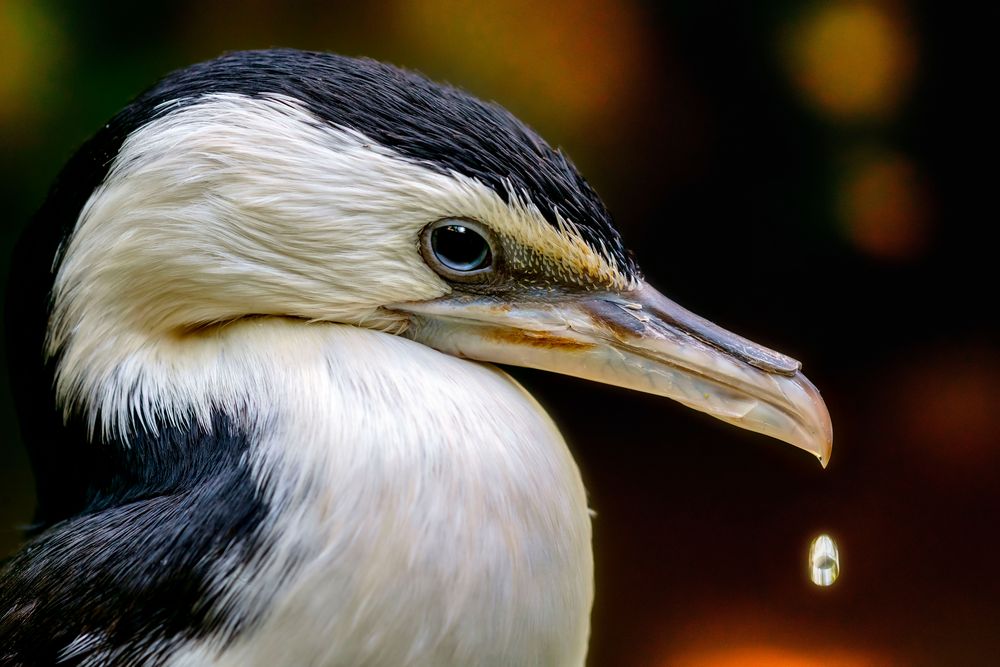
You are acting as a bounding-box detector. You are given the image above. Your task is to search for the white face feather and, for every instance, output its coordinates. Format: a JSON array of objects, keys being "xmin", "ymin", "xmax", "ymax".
[{"xmin": 49, "ymin": 92, "xmax": 626, "ymax": 425}]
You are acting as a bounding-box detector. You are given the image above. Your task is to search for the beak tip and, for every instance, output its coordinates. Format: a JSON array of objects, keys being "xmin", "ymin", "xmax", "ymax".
[
  {"xmin": 791, "ymin": 371, "xmax": 833, "ymax": 469},
  {"xmin": 812, "ymin": 396, "xmax": 834, "ymax": 469},
  {"xmin": 818, "ymin": 442, "xmax": 832, "ymax": 469}
]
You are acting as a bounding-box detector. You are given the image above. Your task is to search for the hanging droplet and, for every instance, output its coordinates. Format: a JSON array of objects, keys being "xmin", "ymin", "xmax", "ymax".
[{"xmin": 809, "ymin": 534, "xmax": 840, "ymax": 586}]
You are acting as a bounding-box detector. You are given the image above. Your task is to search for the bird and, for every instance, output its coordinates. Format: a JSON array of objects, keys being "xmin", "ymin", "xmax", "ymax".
[{"xmin": 0, "ymin": 49, "xmax": 832, "ymax": 666}]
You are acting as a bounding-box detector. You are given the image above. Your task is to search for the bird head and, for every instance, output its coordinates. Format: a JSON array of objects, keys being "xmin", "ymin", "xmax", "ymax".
[{"xmin": 42, "ymin": 49, "xmax": 831, "ymax": 466}]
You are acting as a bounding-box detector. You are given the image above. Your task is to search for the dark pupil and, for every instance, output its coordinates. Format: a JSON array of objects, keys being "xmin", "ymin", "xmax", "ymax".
[{"xmin": 432, "ymin": 225, "xmax": 491, "ymax": 272}]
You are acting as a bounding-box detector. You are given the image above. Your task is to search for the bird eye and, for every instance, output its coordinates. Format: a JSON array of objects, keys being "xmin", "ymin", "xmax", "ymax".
[
  {"xmin": 421, "ymin": 219, "xmax": 495, "ymax": 280},
  {"xmin": 433, "ymin": 225, "xmax": 490, "ymax": 271}
]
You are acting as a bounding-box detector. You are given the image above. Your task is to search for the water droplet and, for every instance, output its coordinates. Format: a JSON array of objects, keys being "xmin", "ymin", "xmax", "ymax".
[{"xmin": 809, "ymin": 534, "xmax": 840, "ymax": 586}]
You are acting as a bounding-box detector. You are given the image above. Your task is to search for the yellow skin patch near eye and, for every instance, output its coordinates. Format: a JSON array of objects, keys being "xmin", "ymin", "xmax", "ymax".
[{"xmin": 458, "ymin": 182, "xmax": 634, "ymax": 292}]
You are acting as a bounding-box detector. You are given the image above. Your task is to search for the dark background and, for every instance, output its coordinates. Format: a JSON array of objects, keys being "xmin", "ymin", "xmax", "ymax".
[{"xmin": 1, "ymin": 2, "xmax": 996, "ymax": 665}]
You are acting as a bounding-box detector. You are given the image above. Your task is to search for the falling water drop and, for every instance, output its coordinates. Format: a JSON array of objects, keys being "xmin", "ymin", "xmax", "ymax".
[{"xmin": 809, "ymin": 534, "xmax": 840, "ymax": 586}]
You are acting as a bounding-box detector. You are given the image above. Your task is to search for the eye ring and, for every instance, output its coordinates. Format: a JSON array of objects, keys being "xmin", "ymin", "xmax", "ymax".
[{"xmin": 420, "ymin": 218, "xmax": 498, "ymax": 281}]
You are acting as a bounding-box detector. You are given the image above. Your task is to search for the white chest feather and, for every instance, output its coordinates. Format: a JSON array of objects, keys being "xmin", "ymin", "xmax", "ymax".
[{"xmin": 98, "ymin": 321, "xmax": 595, "ymax": 667}]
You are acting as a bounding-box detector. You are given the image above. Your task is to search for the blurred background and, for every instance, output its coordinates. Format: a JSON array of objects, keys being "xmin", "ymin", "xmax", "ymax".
[{"xmin": 0, "ymin": 1, "xmax": 995, "ymax": 665}]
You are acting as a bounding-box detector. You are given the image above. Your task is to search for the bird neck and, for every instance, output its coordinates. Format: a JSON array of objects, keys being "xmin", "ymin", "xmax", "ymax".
[
  {"xmin": 25, "ymin": 318, "xmax": 593, "ymax": 664},
  {"xmin": 89, "ymin": 318, "xmax": 593, "ymax": 664}
]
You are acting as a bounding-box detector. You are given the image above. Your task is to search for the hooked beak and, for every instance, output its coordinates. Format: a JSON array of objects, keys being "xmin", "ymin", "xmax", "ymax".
[{"xmin": 391, "ymin": 281, "xmax": 832, "ymax": 466}]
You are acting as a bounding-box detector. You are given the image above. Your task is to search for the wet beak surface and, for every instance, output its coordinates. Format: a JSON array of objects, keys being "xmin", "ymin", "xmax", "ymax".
[{"xmin": 390, "ymin": 282, "xmax": 832, "ymax": 466}]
